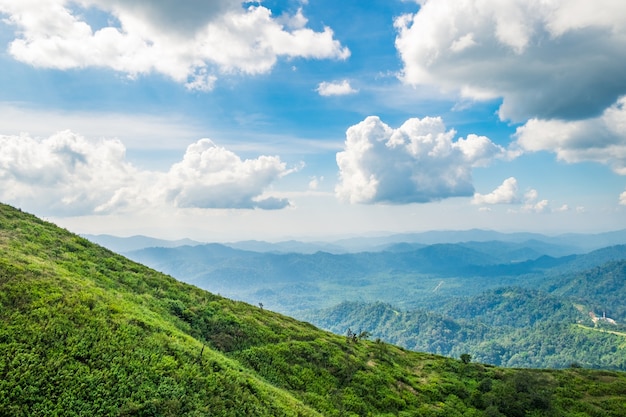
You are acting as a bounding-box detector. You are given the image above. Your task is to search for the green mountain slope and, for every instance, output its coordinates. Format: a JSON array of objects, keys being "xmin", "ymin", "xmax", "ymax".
[
  {"xmin": 304, "ymin": 289, "xmax": 626, "ymax": 370},
  {"xmin": 2, "ymin": 203, "xmax": 626, "ymax": 416},
  {"xmin": 542, "ymin": 260, "xmax": 626, "ymax": 321}
]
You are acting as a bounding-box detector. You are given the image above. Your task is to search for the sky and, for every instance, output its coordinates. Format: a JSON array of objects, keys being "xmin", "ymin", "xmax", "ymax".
[{"xmin": 0, "ymin": 0, "xmax": 625, "ymax": 242}]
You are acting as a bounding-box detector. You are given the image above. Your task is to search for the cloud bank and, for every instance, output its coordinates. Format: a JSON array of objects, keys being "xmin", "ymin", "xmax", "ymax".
[
  {"xmin": 0, "ymin": 0, "xmax": 349, "ymax": 90},
  {"xmin": 395, "ymin": 0, "xmax": 626, "ymax": 122},
  {"xmin": 395, "ymin": 0, "xmax": 626, "ymax": 176},
  {"xmin": 0, "ymin": 131, "xmax": 292, "ymax": 215},
  {"xmin": 513, "ymin": 97, "xmax": 626, "ymax": 175},
  {"xmin": 335, "ymin": 116, "xmax": 505, "ymax": 204},
  {"xmin": 0, "ymin": 131, "xmax": 140, "ymax": 215}
]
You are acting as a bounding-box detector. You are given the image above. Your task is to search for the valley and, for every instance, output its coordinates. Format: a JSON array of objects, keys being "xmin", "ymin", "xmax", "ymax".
[{"xmin": 116, "ymin": 234, "xmax": 626, "ymax": 370}]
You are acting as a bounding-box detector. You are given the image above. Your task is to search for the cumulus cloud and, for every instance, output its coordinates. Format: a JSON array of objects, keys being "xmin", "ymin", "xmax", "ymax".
[
  {"xmin": 620, "ymin": 191, "xmax": 626, "ymax": 206},
  {"xmin": 316, "ymin": 80, "xmax": 358, "ymax": 96},
  {"xmin": 0, "ymin": 131, "xmax": 142, "ymax": 215},
  {"xmin": 474, "ymin": 179, "xmax": 572, "ymax": 213},
  {"xmin": 473, "ymin": 177, "xmax": 519, "ymax": 205},
  {"xmin": 395, "ymin": 0, "xmax": 626, "ymax": 122},
  {"xmin": 335, "ymin": 116, "xmax": 505, "ymax": 204},
  {"xmin": 521, "ymin": 189, "xmax": 549, "ymax": 213},
  {"xmin": 514, "ymin": 96, "xmax": 626, "ymax": 174},
  {"xmin": 88, "ymin": 0, "xmax": 239, "ymax": 35},
  {"xmin": 0, "ymin": 131, "xmax": 293, "ymax": 215},
  {"xmin": 0, "ymin": 0, "xmax": 349, "ymax": 90},
  {"xmin": 164, "ymin": 139, "xmax": 291, "ymax": 209}
]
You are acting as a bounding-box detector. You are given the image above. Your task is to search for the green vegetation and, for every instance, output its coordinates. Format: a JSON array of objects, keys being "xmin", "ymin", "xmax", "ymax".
[
  {"xmin": 2, "ymin": 202, "xmax": 626, "ymax": 416},
  {"xmin": 138, "ymin": 238, "xmax": 624, "ymax": 370},
  {"xmin": 125, "ymin": 242, "xmax": 561, "ymax": 313},
  {"xmin": 126, "ymin": 240, "xmax": 626, "ymax": 317},
  {"xmin": 542, "ymin": 260, "xmax": 626, "ymax": 320},
  {"xmin": 304, "ymin": 286, "xmax": 626, "ymax": 371}
]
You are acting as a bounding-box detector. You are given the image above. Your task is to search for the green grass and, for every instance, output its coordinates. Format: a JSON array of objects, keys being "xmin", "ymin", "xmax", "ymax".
[{"xmin": 1, "ymin": 202, "xmax": 626, "ymax": 416}]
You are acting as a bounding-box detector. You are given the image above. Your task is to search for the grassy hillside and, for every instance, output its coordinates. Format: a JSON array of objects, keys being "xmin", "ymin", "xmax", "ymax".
[{"xmin": 2, "ymin": 203, "xmax": 626, "ymax": 416}]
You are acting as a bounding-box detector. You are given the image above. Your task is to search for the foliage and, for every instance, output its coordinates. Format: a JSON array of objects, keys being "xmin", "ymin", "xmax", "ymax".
[
  {"xmin": 1, "ymin": 202, "xmax": 626, "ymax": 416},
  {"xmin": 126, "ymin": 235, "xmax": 626, "ymax": 371},
  {"xmin": 126, "ymin": 240, "xmax": 626, "ymax": 316},
  {"xmin": 304, "ymin": 288, "xmax": 626, "ymax": 371},
  {"xmin": 542, "ymin": 260, "xmax": 626, "ymax": 321}
]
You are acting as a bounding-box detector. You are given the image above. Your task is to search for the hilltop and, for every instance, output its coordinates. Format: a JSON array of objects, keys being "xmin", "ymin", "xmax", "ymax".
[{"xmin": 1, "ymin": 202, "xmax": 626, "ymax": 416}]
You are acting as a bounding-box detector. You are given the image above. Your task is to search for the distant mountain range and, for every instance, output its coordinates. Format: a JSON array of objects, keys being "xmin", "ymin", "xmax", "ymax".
[
  {"xmin": 82, "ymin": 234, "xmax": 203, "ymax": 252},
  {"xmin": 85, "ymin": 228, "xmax": 626, "ymax": 254},
  {"xmin": 82, "ymin": 229, "xmax": 626, "ymax": 370}
]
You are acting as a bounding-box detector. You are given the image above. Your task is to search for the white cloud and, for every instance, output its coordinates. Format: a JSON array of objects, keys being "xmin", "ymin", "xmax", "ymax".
[
  {"xmin": 0, "ymin": 131, "xmax": 293, "ymax": 215},
  {"xmin": 335, "ymin": 116, "xmax": 505, "ymax": 204},
  {"xmin": 513, "ymin": 96, "xmax": 626, "ymax": 174},
  {"xmin": 164, "ymin": 139, "xmax": 292, "ymax": 209},
  {"xmin": 473, "ymin": 177, "xmax": 519, "ymax": 205},
  {"xmin": 620, "ymin": 191, "xmax": 626, "ymax": 206},
  {"xmin": 0, "ymin": 0, "xmax": 349, "ymax": 90},
  {"xmin": 395, "ymin": 0, "xmax": 626, "ymax": 122},
  {"xmin": 475, "ymin": 179, "xmax": 574, "ymax": 213},
  {"xmin": 87, "ymin": 0, "xmax": 240, "ymax": 35},
  {"xmin": 317, "ymin": 80, "xmax": 358, "ymax": 96},
  {"xmin": 450, "ymin": 33, "xmax": 476, "ymax": 53},
  {"xmin": 308, "ymin": 176, "xmax": 323, "ymax": 190},
  {"xmin": 521, "ymin": 189, "xmax": 549, "ymax": 213},
  {"xmin": 0, "ymin": 130, "xmax": 143, "ymax": 215}
]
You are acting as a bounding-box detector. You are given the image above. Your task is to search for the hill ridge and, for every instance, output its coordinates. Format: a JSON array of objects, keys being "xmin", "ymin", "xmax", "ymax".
[{"xmin": 2, "ymin": 202, "xmax": 626, "ymax": 416}]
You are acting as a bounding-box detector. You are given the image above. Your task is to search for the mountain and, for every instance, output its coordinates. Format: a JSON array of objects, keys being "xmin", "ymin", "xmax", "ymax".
[
  {"xmin": 331, "ymin": 228, "xmax": 626, "ymax": 252},
  {"xmin": 83, "ymin": 233, "xmax": 203, "ymax": 253},
  {"xmin": 8, "ymin": 203, "xmax": 626, "ymax": 415},
  {"xmin": 86, "ymin": 228, "xmax": 626, "ymax": 255},
  {"xmin": 541, "ymin": 260, "xmax": 626, "ymax": 321},
  {"xmin": 3, "ymin": 202, "xmax": 626, "ymax": 415},
  {"xmin": 124, "ymin": 237, "xmax": 626, "ymax": 370},
  {"xmin": 302, "ymin": 257, "xmax": 626, "ymax": 371},
  {"xmin": 125, "ymin": 241, "xmax": 626, "ymax": 315},
  {"xmin": 303, "ymin": 284, "xmax": 626, "ymax": 370},
  {"xmin": 224, "ymin": 240, "xmax": 349, "ymax": 254}
]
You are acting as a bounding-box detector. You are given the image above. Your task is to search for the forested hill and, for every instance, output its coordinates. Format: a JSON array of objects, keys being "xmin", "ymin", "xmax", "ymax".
[
  {"xmin": 0, "ymin": 205, "xmax": 626, "ymax": 416},
  {"xmin": 301, "ymin": 258, "xmax": 626, "ymax": 371},
  {"xmin": 303, "ymin": 285, "xmax": 626, "ymax": 370},
  {"xmin": 2, "ymin": 202, "xmax": 626, "ymax": 416}
]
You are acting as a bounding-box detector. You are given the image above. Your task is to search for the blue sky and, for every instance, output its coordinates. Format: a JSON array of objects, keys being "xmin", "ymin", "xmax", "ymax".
[{"xmin": 0, "ymin": 0, "xmax": 625, "ymax": 241}]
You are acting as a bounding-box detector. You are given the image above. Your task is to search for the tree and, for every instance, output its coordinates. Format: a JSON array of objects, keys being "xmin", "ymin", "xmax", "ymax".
[{"xmin": 460, "ymin": 353, "xmax": 472, "ymax": 364}]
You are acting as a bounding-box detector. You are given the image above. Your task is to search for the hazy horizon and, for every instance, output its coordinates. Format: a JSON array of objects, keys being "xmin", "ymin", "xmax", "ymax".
[{"xmin": 80, "ymin": 226, "xmax": 626, "ymax": 247}]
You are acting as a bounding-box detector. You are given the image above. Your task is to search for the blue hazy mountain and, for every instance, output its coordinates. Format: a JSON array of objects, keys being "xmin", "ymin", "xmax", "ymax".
[{"xmin": 83, "ymin": 234, "xmax": 203, "ymax": 252}]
